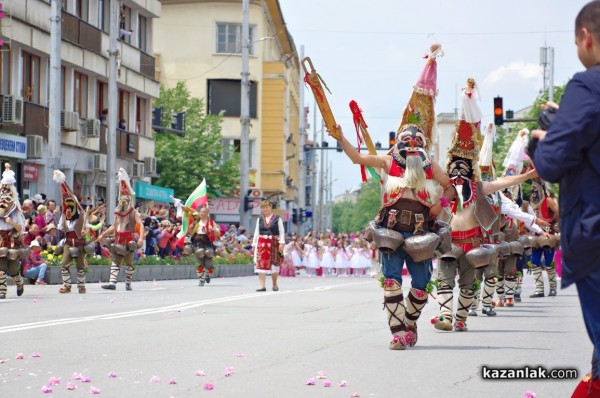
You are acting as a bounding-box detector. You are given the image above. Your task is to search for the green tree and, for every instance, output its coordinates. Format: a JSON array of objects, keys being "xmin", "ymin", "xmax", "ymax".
[
  {"xmin": 491, "ymin": 84, "xmax": 566, "ymax": 199},
  {"xmin": 153, "ymin": 82, "xmax": 240, "ymax": 199},
  {"xmin": 332, "ymin": 178, "xmax": 382, "ymax": 233}
]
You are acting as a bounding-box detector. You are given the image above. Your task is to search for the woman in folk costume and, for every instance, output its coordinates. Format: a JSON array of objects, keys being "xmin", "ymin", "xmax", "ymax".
[
  {"xmin": 183, "ymin": 205, "xmax": 221, "ymax": 286},
  {"xmin": 434, "ymin": 102, "xmax": 538, "ymax": 331},
  {"xmin": 97, "ymin": 168, "xmax": 144, "ymax": 291},
  {"xmin": 54, "ymin": 170, "xmax": 89, "ymax": 294},
  {"xmin": 251, "ymin": 200, "xmax": 284, "ymax": 291},
  {"xmin": 332, "ymin": 43, "xmax": 455, "ymax": 350},
  {"xmin": 0, "ymin": 164, "xmax": 26, "ymax": 299}
]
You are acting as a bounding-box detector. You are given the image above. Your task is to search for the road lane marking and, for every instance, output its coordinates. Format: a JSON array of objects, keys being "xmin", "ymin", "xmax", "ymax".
[{"xmin": 0, "ymin": 282, "xmax": 369, "ymax": 334}]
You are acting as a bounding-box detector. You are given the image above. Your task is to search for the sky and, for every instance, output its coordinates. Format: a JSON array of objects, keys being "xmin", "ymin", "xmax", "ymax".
[{"xmin": 278, "ymin": 0, "xmax": 590, "ymax": 197}]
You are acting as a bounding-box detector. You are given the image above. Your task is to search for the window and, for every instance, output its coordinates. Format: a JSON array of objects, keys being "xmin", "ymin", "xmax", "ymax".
[
  {"xmin": 136, "ymin": 96, "xmax": 147, "ymax": 135},
  {"xmin": 98, "ymin": 0, "xmax": 109, "ymax": 32},
  {"xmin": 75, "ymin": 0, "xmax": 89, "ymax": 22},
  {"xmin": 207, "ymin": 79, "xmax": 257, "ymax": 118},
  {"xmin": 119, "ymin": 5, "xmax": 132, "ymax": 44},
  {"xmin": 74, "ymin": 71, "xmax": 88, "ymax": 117},
  {"xmin": 118, "ymin": 89, "xmax": 130, "ymax": 130},
  {"xmin": 97, "ymin": 80, "xmax": 107, "ymax": 119},
  {"xmin": 222, "ymin": 138, "xmax": 256, "ymax": 169},
  {"xmin": 22, "ymin": 51, "xmax": 41, "ymax": 104},
  {"xmin": 216, "ymin": 23, "xmax": 255, "ymax": 55},
  {"xmin": 138, "ymin": 15, "xmax": 147, "ymax": 52},
  {"xmin": 0, "ymin": 50, "xmax": 10, "ymax": 95}
]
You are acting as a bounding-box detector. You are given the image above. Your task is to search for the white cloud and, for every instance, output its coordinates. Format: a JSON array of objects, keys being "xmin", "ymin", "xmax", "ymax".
[{"xmin": 484, "ymin": 61, "xmax": 543, "ymax": 85}]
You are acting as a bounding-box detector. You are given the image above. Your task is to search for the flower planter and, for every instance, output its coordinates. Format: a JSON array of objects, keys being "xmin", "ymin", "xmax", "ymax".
[{"xmin": 42, "ymin": 264, "xmax": 255, "ymax": 284}]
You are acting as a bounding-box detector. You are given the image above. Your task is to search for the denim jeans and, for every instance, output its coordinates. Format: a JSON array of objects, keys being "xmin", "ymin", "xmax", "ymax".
[
  {"xmin": 24, "ymin": 263, "xmax": 48, "ymax": 281},
  {"xmin": 576, "ymin": 266, "xmax": 600, "ymax": 378},
  {"xmin": 380, "ymin": 231, "xmax": 432, "ymax": 290},
  {"xmin": 531, "ymin": 247, "xmax": 556, "ymax": 267}
]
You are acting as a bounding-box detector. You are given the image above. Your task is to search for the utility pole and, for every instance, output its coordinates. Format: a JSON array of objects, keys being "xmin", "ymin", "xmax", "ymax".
[
  {"xmin": 239, "ymin": 0, "xmax": 251, "ymax": 229},
  {"xmin": 298, "ymin": 45, "xmax": 306, "ymax": 235},
  {"xmin": 106, "ymin": 0, "xmax": 119, "ymax": 224},
  {"xmin": 540, "ymin": 46, "xmax": 555, "ymax": 102},
  {"xmin": 47, "ymin": 0, "xmax": 62, "ymax": 202},
  {"xmin": 318, "ymin": 119, "xmax": 324, "ymax": 233}
]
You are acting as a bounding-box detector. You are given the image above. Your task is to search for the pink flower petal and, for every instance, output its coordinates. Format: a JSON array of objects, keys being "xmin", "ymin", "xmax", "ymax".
[
  {"xmin": 224, "ymin": 367, "xmax": 235, "ymax": 377},
  {"xmin": 338, "ymin": 380, "xmax": 348, "ymax": 387},
  {"xmin": 194, "ymin": 370, "xmax": 206, "ymax": 377},
  {"xmin": 350, "ymin": 393, "xmax": 360, "ymax": 398},
  {"xmin": 107, "ymin": 372, "xmax": 118, "ymax": 378},
  {"xmin": 305, "ymin": 378, "xmax": 315, "ymax": 386},
  {"xmin": 73, "ymin": 372, "xmax": 84, "ymax": 380},
  {"xmin": 524, "ymin": 392, "xmax": 536, "ymax": 398},
  {"xmin": 235, "ymin": 353, "xmax": 246, "ymax": 358},
  {"xmin": 66, "ymin": 382, "xmax": 77, "ymax": 390},
  {"xmin": 316, "ymin": 370, "xmax": 327, "ymax": 379},
  {"xmin": 31, "ymin": 352, "xmax": 41, "ymax": 358},
  {"xmin": 203, "ymin": 382, "xmax": 214, "ymax": 390},
  {"xmin": 149, "ymin": 375, "xmax": 161, "ymax": 383},
  {"xmin": 110, "ymin": 298, "xmax": 116, "ymax": 303},
  {"xmin": 41, "ymin": 385, "xmax": 53, "ymax": 393},
  {"xmin": 47, "ymin": 377, "xmax": 61, "ymax": 385},
  {"xmin": 80, "ymin": 376, "xmax": 92, "ymax": 383},
  {"xmin": 15, "ymin": 353, "xmax": 24, "ymax": 360},
  {"xmin": 90, "ymin": 386, "xmax": 101, "ymax": 394},
  {"xmin": 168, "ymin": 378, "xmax": 177, "ymax": 385},
  {"xmin": 323, "ymin": 380, "xmax": 332, "ymax": 387}
]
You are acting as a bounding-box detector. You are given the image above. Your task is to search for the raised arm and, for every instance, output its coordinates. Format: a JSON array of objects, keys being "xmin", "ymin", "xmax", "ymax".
[
  {"xmin": 330, "ymin": 124, "xmax": 390, "ymax": 171},
  {"xmin": 483, "ymin": 169, "xmax": 538, "ymax": 196}
]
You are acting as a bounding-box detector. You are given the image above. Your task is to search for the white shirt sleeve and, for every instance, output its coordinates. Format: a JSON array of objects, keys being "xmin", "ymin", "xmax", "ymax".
[
  {"xmin": 499, "ymin": 193, "xmax": 543, "ymax": 234},
  {"xmin": 277, "ymin": 217, "xmax": 285, "ymax": 244}
]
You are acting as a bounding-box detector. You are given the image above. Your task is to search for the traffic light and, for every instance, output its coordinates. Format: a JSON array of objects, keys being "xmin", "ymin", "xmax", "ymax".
[
  {"xmin": 336, "ymin": 140, "xmax": 342, "ymax": 152},
  {"xmin": 292, "ymin": 209, "xmax": 298, "ymax": 224},
  {"xmin": 389, "ymin": 131, "xmax": 396, "ymax": 149},
  {"xmin": 299, "ymin": 208, "xmax": 305, "ymax": 222},
  {"xmin": 321, "ymin": 141, "xmax": 329, "ymax": 148},
  {"xmin": 171, "ymin": 112, "xmax": 185, "ymax": 136},
  {"xmin": 152, "ymin": 107, "xmax": 162, "ymax": 128},
  {"xmin": 505, "ymin": 109, "xmax": 514, "ymax": 120},
  {"xmin": 243, "ymin": 196, "xmax": 251, "ymax": 212},
  {"xmin": 494, "ymin": 97, "xmax": 504, "ymax": 126}
]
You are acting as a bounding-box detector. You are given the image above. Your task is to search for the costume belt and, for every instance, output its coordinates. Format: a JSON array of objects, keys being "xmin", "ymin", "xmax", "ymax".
[{"xmin": 116, "ymin": 231, "xmax": 134, "ymax": 245}]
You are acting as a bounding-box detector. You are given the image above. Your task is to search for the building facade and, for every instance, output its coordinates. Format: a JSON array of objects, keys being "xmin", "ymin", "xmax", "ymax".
[
  {"xmin": 0, "ymin": 0, "xmax": 159, "ymax": 202},
  {"xmin": 153, "ymin": 0, "xmax": 302, "ymax": 228}
]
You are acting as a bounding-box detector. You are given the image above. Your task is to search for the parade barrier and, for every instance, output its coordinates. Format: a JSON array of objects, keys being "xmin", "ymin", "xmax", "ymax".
[{"xmin": 31, "ymin": 264, "xmax": 256, "ymax": 285}]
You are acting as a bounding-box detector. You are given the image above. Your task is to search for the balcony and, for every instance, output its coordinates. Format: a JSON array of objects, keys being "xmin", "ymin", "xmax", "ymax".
[
  {"xmin": 62, "ymin": 12, "xmax": 102, "ymax": 55},
  {"xmin": 99, "ymin": 125, "xmax": 139, "ymax": 159}
]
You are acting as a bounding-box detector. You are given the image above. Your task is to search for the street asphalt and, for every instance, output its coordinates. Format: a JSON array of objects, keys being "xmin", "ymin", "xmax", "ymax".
[{"xmin": 0, "ymin": 270, "xmax": 590, "ymax": 398}]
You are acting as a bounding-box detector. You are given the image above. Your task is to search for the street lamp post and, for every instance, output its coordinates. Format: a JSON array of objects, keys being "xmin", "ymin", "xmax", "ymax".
[{"xmin": 239, "ymin": 0, "xmax": 251, "ymax": 229}]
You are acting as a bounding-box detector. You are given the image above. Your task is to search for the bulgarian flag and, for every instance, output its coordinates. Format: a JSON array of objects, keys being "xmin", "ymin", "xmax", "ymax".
[{"xmin": 176, "ymin": 178, "xmax": 208, "ymax": 247}]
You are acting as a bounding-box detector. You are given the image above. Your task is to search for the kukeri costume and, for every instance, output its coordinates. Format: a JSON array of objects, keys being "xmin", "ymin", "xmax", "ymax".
[
  {"xmin": 433, "ymin": 77, "xmax": 494, "ymax": 332},
  {"xmin": 529, "ymin": 178, "xmax": 560, "ymax": 298},
  {"xmin": 53, "ymin": 170, "xmax": 89, "ymax": 294},
  {"xmin": 99, "ymin": 168, "xmax": 143, "ymax": 291},
  {"xmin": 0, "ymin": 164, "xmax": 27, "ymax": 299},
  {"xmin": 183, "ymin": 206, "xmax": 219, "ymax": 286},
  {"xmin": 366, "ymin": 43, "xmax": 454, "ymax": 349}
]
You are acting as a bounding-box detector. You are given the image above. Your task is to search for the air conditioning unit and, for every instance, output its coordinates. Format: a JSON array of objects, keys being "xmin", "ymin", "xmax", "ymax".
[
  {"xmin": 61, "ymin": 110, "xmax": 79, "ymax": 132},
  {"xmin": 2, "ymin": 95, "xmax": 24, "ymax": 125},
  {"xmin": 131, "ymin": 162, "xmax": 144, "ymax": 179},
  {"xmin": 144, "ymin": 156, "xmax": 156, "ymax": 174},
  {"xmin": 83, "ymin": 118, "xmax": 101, "ymax": 138},
  {"xmin": 92, "ymin": 153, "xmax": 107, "ymax": 171},
  {"xmin": 26, "ymin": 135, "xmax": 43, "ymax": 159}
]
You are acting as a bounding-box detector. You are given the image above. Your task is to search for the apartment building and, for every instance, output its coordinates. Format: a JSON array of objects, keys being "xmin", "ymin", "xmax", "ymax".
[
  {"xmin": 154, "ymin": 0, "xmax": 302, "ymax": 227},
  {"xmin": 0, "ymin": 0, "xmax": 159, "ymax": 201}
]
